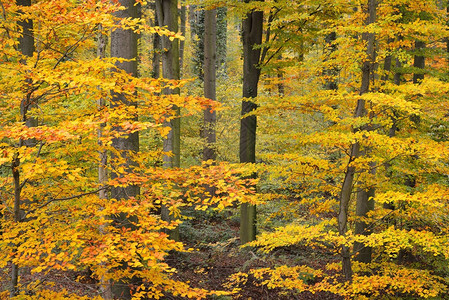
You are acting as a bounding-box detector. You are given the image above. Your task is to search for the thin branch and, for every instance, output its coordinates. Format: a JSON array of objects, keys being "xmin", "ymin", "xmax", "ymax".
[
  {"xmin": 22, "ymin": 187, "xmax": 108, "ymax": 221},
  {"xmin": 0, "ymin": 0, "xmax": 18, "ymax": 52},
  {"xmin": 260, "ymin": 7, "xmax": 280, "ymax": 63}
]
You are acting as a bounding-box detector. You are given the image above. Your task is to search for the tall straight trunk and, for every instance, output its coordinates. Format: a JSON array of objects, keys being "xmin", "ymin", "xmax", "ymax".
[
  {"xmin": 11, "ymin": 0, "xmax": 35, "ymax": 296},
  {"xmin": 10, "ymin": 153, "xmax": 21, "ymax": 297},
  {"xmin": 97, "ymin": 26, "xmax": 112, "ymax": 300},
  {"xmin": 156, "ymin": 0, "xmax": 180, "ymax": 168},
  {"xmin": 338, "ymin": 0, "xmax": 376, "ymax": 281},
  {"xmin": 216, "ymin": 7, "xmax": 227, "ymax": 75},
  {"xmin": 110, "ymin": 0, "xmax": 139, "ymax": 298},
  {"xmin": 203, "ymin": 8, "xmax": 217, "ymax": 161},
  {"xmin": 152, "ymin": 2, "xmax": 161, "ymax": 79},
  {"xmin": 190, "ymin": 7, "xmax": 205, "ymax": 80},
  {"xmin": 179, "ymin": 4, "xmax": 186, "ymax": 76},
  {"xmin": 155, "ymin": 0, "xmax": 180, "ymax": 241},
  {"xmin": 239, "ymin": 2, "xmax": 263, "ymax": 245}
]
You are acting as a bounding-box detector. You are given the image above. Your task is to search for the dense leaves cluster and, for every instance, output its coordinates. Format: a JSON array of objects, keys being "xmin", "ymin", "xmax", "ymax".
[{"xmin": 1, "ymin": 0, "xmax": 449, "ymax": 299}]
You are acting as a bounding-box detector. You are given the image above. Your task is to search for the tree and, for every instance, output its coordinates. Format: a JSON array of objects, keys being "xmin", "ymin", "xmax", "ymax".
[
  {"xmin": 155, "ymin": 0, "xmax": 181, "ymax": 241},
  {"xmin": 10, "ymin": 0, "xmax": 35, "ymax": 295},
  {"xmin": 0, "ymin": 1, "xmax": 258, "ymax": 298},
  {"xmin": 109, "ymin": 0, "xmax": 140, "ymax": 297},
  {"xmin": 203, "ymin": 8, "xmax": 217, "ymax": 161},
  {"xmin": 244, "ymin": 0, "xmax": 449, "ymax": 297},
  {"xmin": 239, "ymin": 0, "xmax": 263, "ymax": 245}
]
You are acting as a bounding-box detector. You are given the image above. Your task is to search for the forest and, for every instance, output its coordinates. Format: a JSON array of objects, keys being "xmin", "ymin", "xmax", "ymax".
[{"xmin": 0, "ymin": 0, "xmax": 448, "ymax": 299}]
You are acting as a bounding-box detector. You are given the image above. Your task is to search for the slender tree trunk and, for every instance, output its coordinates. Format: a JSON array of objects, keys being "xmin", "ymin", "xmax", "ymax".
[
  {"xmin": 11, "ymin": 0, "xmax": 35, "ymax": 296},
  {"xmin": 180, "ymin": 4, "xmax": 186, "ymax": 76},
  {"xmin": 10, "ymin": 153, "xmax": 21, "ymax": 297},
  {"xmin": 203, "ymin": 8, "xmax": 217, "ymax": 161},
  {"xmin": 110, "ymin": 0, "xmax": 139, "ymax": 298},
  {"xmin": 152, "ymin": 2, "xmax": 161, "ymax": 79},
  {"xmin": 338, "ymin": 0, "xmax": 376, "ymax": 280},
  {"xmin": 216, "ymin": 7, "xmax": 227, "ymax": 75},
  {"xmin": 155, "ymin": 0, "xmax": 180, "ymax": 241},
  {"xmin": 96, "ymin": 25, "xmax": 113, "ymax": 300},
  {"xmin": 239, "ymin": 2, "xmax": 263, "ymax": 245},
  {"xmin": 190, "ymin": 7, "xmax": 205, "ymax": 80}
]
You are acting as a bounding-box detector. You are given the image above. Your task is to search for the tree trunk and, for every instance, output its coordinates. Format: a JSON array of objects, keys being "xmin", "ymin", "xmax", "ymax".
[
  {"xmin": 180, "ymin": 4, "xmax": 186, "ymax": 76},
  {"xmin": 216, "ymin": 7, "xmax": 227, "ymax": 75},
  {"xmin": 239, "ymin": 2, "xmax": 263, "ymax": 245},
  {"xmin": 413, "ymin": 40, "xmax": 425, "ymax": 84},
  {"xmin": 190, "ymin": 6, "xmax": 205, "ymax": 80},
  {"xmin": 338, "ymin": 0, "xmax": 376, "ymax": 280},
  {"xmin": 11, "ymin": 0, "xmax": 35, "ymax": 296},
  {"xmin": 110, "ymin": 0, "xmax": 139, "ymax": 298},
  {"xmin": 152, "ymin": 2, "xmax": 161, "ymax": 79},
  {"xmin": 203, "ymin": 8, "xmax": 217, "ymax": 161},
  {"xmin": 155, "ymin": 0, "xmax": 180, "ymax": 241},
  {"xmin": 96, "ymin": 25, "xmax": 113, "ymax": 300},
  {"xmin": 354, "ymin": 161, "xmax": 375, "ymax": 263}
]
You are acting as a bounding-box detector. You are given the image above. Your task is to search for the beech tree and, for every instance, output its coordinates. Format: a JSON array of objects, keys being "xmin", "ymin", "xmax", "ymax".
[
  {"xmin": 239, "ymin": 0, "xmax": 263, "ymax": 245},
  {"xmin": 109, "ymin": 0, "xmax": 140, "ymax": 298},
  {"xmin": 243, "ymin": 0, "xmax": 449, "ymax": 298},
  {"xmin": 10, "ymin": 0, "xmax": 35, "ymax": 296},
  {"xmin": 1, "ymin": 0, "xmax": 449, "ymax": 299},
  {"xmin": 203, "ymin": 8, "xmax": 217, "ymax": 161},
  {"xmin": 0, "ymin": 1, "xmax": 257, "ymax": 298}
]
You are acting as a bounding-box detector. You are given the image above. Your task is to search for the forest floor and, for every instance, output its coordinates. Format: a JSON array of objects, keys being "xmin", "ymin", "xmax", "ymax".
[
  {"xmin": 170, "ymin": 208, "xmax": 343, "ymax": 300},
  {"xmin": 1, "ymin": 206, "xmax": 342, "ymax": 299}
]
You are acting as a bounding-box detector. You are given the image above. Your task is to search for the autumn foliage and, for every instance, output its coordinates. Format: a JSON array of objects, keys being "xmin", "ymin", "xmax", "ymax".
[{"xmin": 1, "ymin": 0, "xmax": 449, "ymax": 299}]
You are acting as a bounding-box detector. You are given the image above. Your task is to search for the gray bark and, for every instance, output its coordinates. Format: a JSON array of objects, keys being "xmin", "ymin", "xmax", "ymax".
[
  {"xmin": 110, "ymin": 0, "xmax": 139, "ymax": 298},
  {"xmin": 155, "ymin": 0, "xmax": 180, "ymax": 241},
  {"xmin": 203, "ymin": 8, "xmax": 217, "ymax": 161},
  {"xmin": 97, "ymin": 26, "xmax": 112, "ymax": 300},
  {"xmin": 239, "ymin": 2, "xmax": 263, "ymax": 245},
  {"xmin": 152, "ymin": 2, "xmax": 161, "ymax": 79},
  {"xmin": 155, "ymin": 0, "xmax": 180, "ymax": 169},
  {"xmin": 180, "ymin": 4, "xmax": 186, "ymax": 76},
  {"xmin": 110, "ymin": 0, "xmax": 139, "ymax": 201}
]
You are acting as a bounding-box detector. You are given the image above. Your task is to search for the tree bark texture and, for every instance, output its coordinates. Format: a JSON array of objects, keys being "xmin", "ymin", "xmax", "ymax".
[
  {"xmin": 151, "ymin": 2, "xmax": 161, "ymax": 79},
  {"xmin": 155, "ymin": 0, "xmax": 180, "ymax": 169},
  {"xmin": 239, "ymin": 3, "xmax": 263, "ymax": 245},
  {"xmin": 216, "ymin": 7, "xmax": 227, "ymax": 75},
  {"xmin": 97, "ymin": 26, "xmax": 113, "ymax": 300},
  {"xmin": 110, "ymin": 0, "xmax": 139, "ymax": 298},
  {"xmin": 156, "ymin": 0, "xmax": 180, "ymax": 241},
  {"xmin": 180, "ymin": 4, "xmax": 186, "ymax": 75},
  {"xmin": 203, "ymin": 8, "xmax": 217, "ymax": 161},
  {"xmin": 110, "ymin": 0, "xmax": 139, "ymax": 200},
  {"xmin": 338, "ymin": 0, "xmax": 376, "ymax": 280}
]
